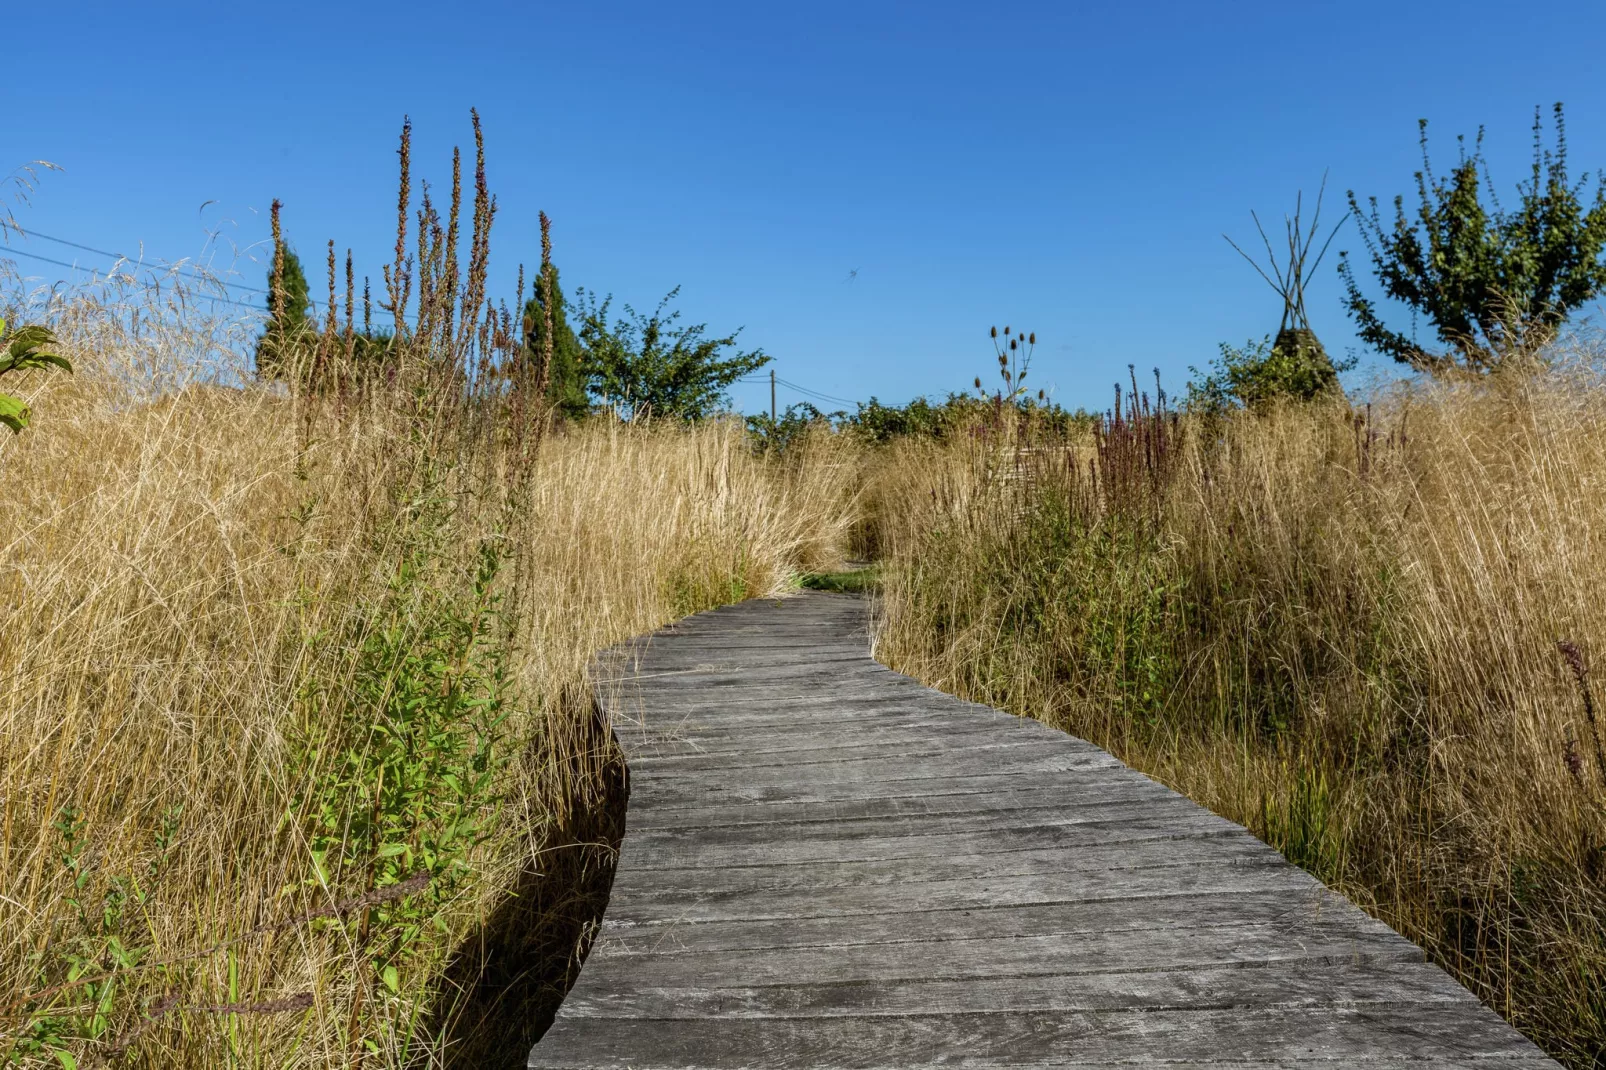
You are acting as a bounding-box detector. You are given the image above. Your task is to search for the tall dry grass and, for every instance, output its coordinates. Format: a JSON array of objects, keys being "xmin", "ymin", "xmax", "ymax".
[
  {"xmin": 872, "ymin": 360, "xmax": 1606, "ymax": 1068},
  {"xmin": 0, "ymin": 298, "xmax": 857, "ymax": 1067}
]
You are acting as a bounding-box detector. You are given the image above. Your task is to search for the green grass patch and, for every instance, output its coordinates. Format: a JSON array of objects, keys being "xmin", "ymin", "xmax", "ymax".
[{"xmin": 800, "ymin": 565, "xmax": 881, "ymax": 593}]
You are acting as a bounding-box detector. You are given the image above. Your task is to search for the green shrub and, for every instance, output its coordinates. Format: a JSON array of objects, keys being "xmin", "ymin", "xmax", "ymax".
[
  {"xmin": 0, "ymin": 316, "xmax": 70, "ymax": 433},
  {"xmin": 1188, "ymin": 335, "xmax": 1353, "ymax": 413}
]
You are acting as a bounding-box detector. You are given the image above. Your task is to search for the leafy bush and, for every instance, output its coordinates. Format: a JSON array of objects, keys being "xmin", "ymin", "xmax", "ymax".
[
  {"xmin": 747, "ymin": 393, "xmax": 1095, "ymax": 452},
  {"xmin": 1187, "ymin": 335, "xmax": 1353, "ymax": 412},
  {"xmin": 286, "ymin": 465, "xmax": 513, "ymax": 1058},
  {"xmin": 745, "ymin": 401, "xmax": 838, "ymax": 452}
]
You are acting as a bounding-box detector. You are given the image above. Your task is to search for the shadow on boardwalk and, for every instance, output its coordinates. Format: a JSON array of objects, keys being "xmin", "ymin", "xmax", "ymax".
[{"xmin": 424, "ymin": 686, "xmax": 628, "ymax": 1070}]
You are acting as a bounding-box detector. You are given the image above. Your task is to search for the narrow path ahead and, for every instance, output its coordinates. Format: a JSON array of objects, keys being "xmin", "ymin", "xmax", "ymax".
[{"xmin": 528, "ymin": 592, "xmax": 1558, "ymax": 1069}]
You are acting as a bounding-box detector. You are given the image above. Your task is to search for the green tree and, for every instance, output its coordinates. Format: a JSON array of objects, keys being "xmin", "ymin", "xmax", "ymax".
[
  {"xmin": 255, "ymin": 246, "xmax": 313, "ymax": 381},
  {"xmin": 1339, "ymin": 104, "xmax": 1606, "ymax": 374},
  {"xmin": 522, "ymin": 265, "xmax": 588, "ymax": 419},
  {"xmin": 574, "ymin": 286, "xmax": 769, "ymax": 420}
]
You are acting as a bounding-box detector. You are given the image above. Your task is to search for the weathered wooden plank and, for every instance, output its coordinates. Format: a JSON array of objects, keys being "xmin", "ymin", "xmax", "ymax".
[
  {"xmin": 630, "ymin": 749, "xmax": 1124, "ymax": 790},
  {"xmin": 627, "ymin": 741, "xmax": 1116, "ymax": 780},
  {"xmin": 558, "ymin": 958, "xmax": 1471, "ymax": 1018},
  {"xmin": 620, "ymin": 793, "xmax": 1199, "ymax": 842},
  {"xmin": 618, "ymin": 717, "xmax": 1052, "ymax": 758},
  {"xmin": 574, "ymin": 916, "xmax": 1429, "ymax": 992},
  {"xmin": 532, "ymin": 1003, "xmax": 1544, "ymax": 1067},
  {"xmin": 599, "ymin": 852, "xmax": 1314, "ymax": 925},
  {"xmin": 615, "ymin": 812, "xmax": 1243, "ymax": 872},
  {"xmin": 528, "ymin": 592, "xmax": 1560, "ymax": 1068},
  {"xmin": 608, "ymin": 837, "xmax": 1277, "ymax": 903},
  {"xmin": 624, "ymin": 770, "xmax": 1158, "ymax": 809},
  {"xmin": 587, "ymin": 885, "xmax": 1385, "ymax": 955},
  {"xmin": 624, "ymin": 781, "xmax": 1177, "ymax": 831}
]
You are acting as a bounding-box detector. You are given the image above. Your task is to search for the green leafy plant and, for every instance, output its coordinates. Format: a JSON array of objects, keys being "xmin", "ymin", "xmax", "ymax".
[
  {"xmin": 744, "ymin": 401, "xmax": 840, "ymax": 453},
  {"xmin": 1340, "ymin": 103, "xmax": 1606, "ymax": 373},
  {"xmin": 0, "ymin": 316, "xmax": 71, "ymax": 433},
  {"xmin": 286, "ymin": 462, "xmax": 513, "ymax": 1057},
  {"xmin": 4, "ymin": 805, "xmax": 182, "ymax": 1069},
  {"xmin": 1187, "ymin": 336, "xmax": 1355, "ymax": 413}
]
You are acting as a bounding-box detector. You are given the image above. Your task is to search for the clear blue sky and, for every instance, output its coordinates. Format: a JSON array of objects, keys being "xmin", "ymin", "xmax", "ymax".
[{"xmin": 7, "ymin": 0, "xmax": 1606, "ymax": 413}]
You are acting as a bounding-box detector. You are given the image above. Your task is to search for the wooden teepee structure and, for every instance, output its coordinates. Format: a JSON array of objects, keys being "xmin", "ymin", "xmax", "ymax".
[{"xmin": 1224, "ymin": 173, "xmax": 1348, "ymax": 375}]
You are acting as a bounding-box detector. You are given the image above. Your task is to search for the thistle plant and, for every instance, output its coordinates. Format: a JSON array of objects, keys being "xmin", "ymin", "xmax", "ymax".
[{"xmin": 976, "ymin": 325, "xmax": 1036, "ymax": 402}]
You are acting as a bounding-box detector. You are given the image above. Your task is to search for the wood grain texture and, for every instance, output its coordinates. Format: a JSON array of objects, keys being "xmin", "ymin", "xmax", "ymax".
[{"xmin": 528, "ymin": 592, "xmax": 1558, "ymax": 1069}]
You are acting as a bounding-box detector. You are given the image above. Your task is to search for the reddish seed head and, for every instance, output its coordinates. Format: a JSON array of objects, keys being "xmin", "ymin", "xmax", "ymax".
[
  {"xmin": 1559, "ymin": 639, "xmax": 1588, "ymax": 681},
  {"xmin": 1028, "ymin": 332, "xmax": 1035, "ymax": 345},
  {"xmin": 990, "ymin": 326, "xmax": 998, "ymax": 338}
]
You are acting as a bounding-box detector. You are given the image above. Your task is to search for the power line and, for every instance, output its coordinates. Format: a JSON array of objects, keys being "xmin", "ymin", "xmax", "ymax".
[
  {"xmin": 5, "ymin": 234, "xmax": 868, "ymax": 380},
  {"xmin": 0, "ymin": 246, "xmax": 268, "ymax": 311},
  {"xmin": 13, "ymin": 228, "xmax": 274, "ymax": 294},
  {"xmin": 2, "ymin": 231, "xmax": 422, "ymax": 329},
  {"xmin": 775, "ymin": 376, "xmax": 858, "ymax": 407},
  {"xmin": 1, "ymin": 244, "xmax": 404, "ymax": 321},
  {"xmin": 734, "ymin": 373, "xmax": 859, "ymax": 408}
]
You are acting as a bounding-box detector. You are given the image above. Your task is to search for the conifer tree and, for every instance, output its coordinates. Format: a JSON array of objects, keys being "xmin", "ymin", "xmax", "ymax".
[
  {"xmin": 522, "ymin": 264, "xmax": 588, "ymax": 418},
  {"xmin": 255, "ymin": 246, "xmax": 313, "ymax": 381}
]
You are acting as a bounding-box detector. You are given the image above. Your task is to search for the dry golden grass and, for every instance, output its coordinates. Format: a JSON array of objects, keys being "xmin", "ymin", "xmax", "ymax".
[
  {"xmin": 0, "ymin": 305, "xmax": 858, "ymax": 1067},
  {"xmin": 871, "ymin": 362, "xmax": 1606, "ymax": 1068}
]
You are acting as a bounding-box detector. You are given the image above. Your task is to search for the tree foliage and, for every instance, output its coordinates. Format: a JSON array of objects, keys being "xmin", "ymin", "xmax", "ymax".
[
  {"xmin": 1339, "ymin": 104, "xmax": 1606, "ymax": 373},
  {"xmin": 574, "ymin": 286, "xmax": 768, "ymax": 420},
  {"xmin": 522, "ymin": 264, "xmax": 587, "ymax": 419},
  {"xmin": 254, "ymin": 246, "xmax": 313, "ymax": 381}
]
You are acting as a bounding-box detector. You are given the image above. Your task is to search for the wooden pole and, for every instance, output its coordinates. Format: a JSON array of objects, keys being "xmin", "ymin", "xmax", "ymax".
[{"xmin": 770, "ymin": 368, "xmax": 776, "ymax": 426}]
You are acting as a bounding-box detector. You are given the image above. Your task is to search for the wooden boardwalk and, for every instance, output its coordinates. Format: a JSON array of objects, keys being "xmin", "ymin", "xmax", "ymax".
[{"xmin": 528, "ymin": 592, "xmax": 1559, "ymax": 1069}]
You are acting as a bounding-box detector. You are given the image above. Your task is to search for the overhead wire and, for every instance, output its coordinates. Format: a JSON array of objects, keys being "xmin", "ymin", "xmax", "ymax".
[
  {"xmin": 734, "ymin": 373, "xmax": 859, "ymax": 408},
  {"xmin": 1, "ymin": 239, "xmax": 417, "ymax": 324},
  {"xmin": 1, "ymin": 246, "xmax": 268, "ymax": 311},
  {"xmin": 13, "ymin": 228, "xmax": 274, "ymax": 294},
  {"xmin": 774, "ymin": 376, "xmax": 858, "ymax": 407},
  {"xmin": 6, "ymin": 233, "xmax": 862, "ymax": 382}
]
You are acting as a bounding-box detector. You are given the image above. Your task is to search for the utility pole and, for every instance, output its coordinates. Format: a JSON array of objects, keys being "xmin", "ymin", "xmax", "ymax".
[{"xmin": 770, "ymin": 368, "xmax": 776, "ymax": 426}]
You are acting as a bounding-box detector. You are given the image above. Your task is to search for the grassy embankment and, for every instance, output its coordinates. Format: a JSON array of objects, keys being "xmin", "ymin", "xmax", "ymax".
[
  {"xmin": 866, "ymin": 359, "xmax": 1606, "ymax": 1069},
  {"xmin": 0, "ymin": 290, "xmax": 856, "ymax": 1066}
]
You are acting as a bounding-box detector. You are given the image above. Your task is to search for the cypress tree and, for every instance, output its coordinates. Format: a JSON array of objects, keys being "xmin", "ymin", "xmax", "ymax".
[
  {"xmin": 255, "ymin": 246, "xmax": 314, "ymax": 381},
  {"xmin": 523, "ymin": 264, "xmax": 588, "ymax": 418}
]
